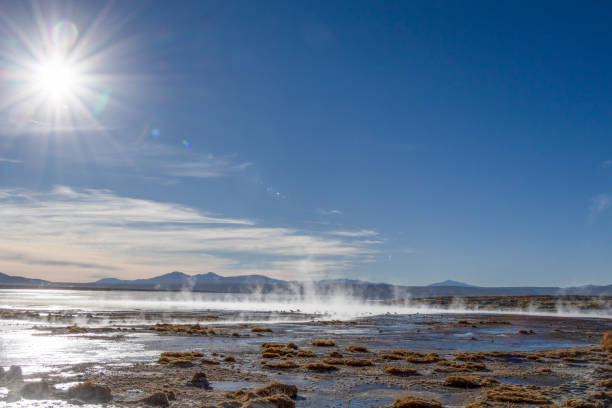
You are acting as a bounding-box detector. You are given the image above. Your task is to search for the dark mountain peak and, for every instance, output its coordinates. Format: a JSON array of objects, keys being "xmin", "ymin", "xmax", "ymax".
[
  {"xmin": 95, "ymin": 277, "xmax": 123, "ymax": 284},
  {"xmin": 429, "ymin": 280, "xmax": 475, "ymax": 287},
  {"xmin": 162, "ymin": 271, "xmax": 191, "ymax": 278}
]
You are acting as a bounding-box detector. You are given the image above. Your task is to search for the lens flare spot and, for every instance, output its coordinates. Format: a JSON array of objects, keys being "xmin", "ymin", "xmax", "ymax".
[
  {"xmin": 52, "ymin": 21, "xmax": 79, "ymax": 49},
  {"xmin": 182, "ymin": 140, "xmax": 192, "ymax": 147},
  {"xmin": 93, "ymin": 89, "xmax": 111, "ymax": 115},
  {"xmin": 152, "ymin": 128, "xmax": 161, "ymax": 137}
]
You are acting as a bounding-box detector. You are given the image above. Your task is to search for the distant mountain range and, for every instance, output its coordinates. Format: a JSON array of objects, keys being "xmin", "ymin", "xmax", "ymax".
[
  {"xmin": 429, "ymin": 280, "xmax": 475, "ymax": 287},
  {"xmin": 1, "ymin": 271, "xmax": 611, "ymax": 299}
]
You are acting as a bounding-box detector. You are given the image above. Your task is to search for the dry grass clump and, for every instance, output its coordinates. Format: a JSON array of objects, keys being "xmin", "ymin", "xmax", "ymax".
[
  {"xmin": 390, "ymin": 350, "xmax": 418, "ymax": 356},
  {"xmin": 252, "ymin": 327, "xmax": 273, "ymax": 333},
  {"xmin": 152, "ymin": 323, "xmax": 212, "ymax": 336},
  {"xmin": 159, "ymin": 351, "xmax": 203, "ymax": 359},
  {"xmin": 167, "ymin": 358, "xmax": 194, "ymax": 367},
  {"xmin": 312, "ymin": 338, "xmax": 335, "ymax": 347},
  {"xmin": 223, "ymin": 355, "xmax": 236, "ymax": 362},
  {"xmin": 562, "ymin": 399, "xmax": 601, "ymax": 408},
  {"xmin": 158, "ymin": 351, "xmax": 202, "ymax": 364},
  {"xmin": 542, "ymin": 347, "xmax": 595, "ymax": 360},
  {"xmin": 601, "ymin": 331, "xmax": 612, "ymax": 352},
  {"xmin": 242, "ymin": 394, "xmax": 295, "ymax": 408},
  {"xmin": 445, "ymin": 375, "xmax": 483, "ymax": 388},
  {"xmin": 158, "ymin": 351, "xmax": 205, "ymax": 367},
  {"xmin": 445, "ymin": 375, "xmax": 498, "ymax": 388},
  {"xmin": 226, "ymin": 381, "xmax": 297, "ymax": 408},
  {"xmin": 322, "ymin": 357, "xmax": 345, "ymax": 365},
  {"xmin": 385, "ymin": 366, "xmax": 418, "ymax": 376},
  {"xmin": 305, "ymin": 362, "xmax": 338, "ymax": 371},
  {"xmin": 255, "ymin": 382, "xmax": 298, "ymax": 398},
  {"xmin": 347, "ymin": 345, "xmax": 369, "ymax": 352},
  {"xmin": 405, "ymin": 352, "xmax": 439, "ymax": 364},
  {"xmin": 393, "ymin": 396, "xmax": 442, "ymax": 408},
  {"xmin": 381, "ymin": 350, "xmax": 439, "ymax": 362},
  {"xmin": 261, "ymin": 343, "xmax": 298, "ymax": 359},
  {"xmin": 454, "ymin": 352, "xmax": 486, "ymax": 361},
  {"xmin": 201, "ymin": 358, "xmax": 221, "ymax": 365},
  {"xmin": 296, "ymin": 350, "xmax": 315, "ymax": 357},
  {"xmin": 262, "ymin": 342, "xmax": 285, "ymax": 348},
  {"xmin": 381, "ymin": 353, "xmax": 405, "ymax": 360},
  {"xmin": 66, "ymin": 325, "xmax": 88, "ymax": 333},
  {"xmin": 344, "ymin": 357, "xmax": 373, "ymax": 367},
  {"xmin": 330, "ymin": 350, "xmax": 343, "ymax": 358},
  {"xmin": 599, "ymin": 378, "xmax": 612, "ymax": 389},
  {"xmin": 67, "ymin": 381, "xmax": 112, "ymax": 403},
  {"xmin": 264, "ymin": 360, "xmax": 299, "ymax": 369},
  {"xmin": 485, "ymin": 385, "xmax": 549, "ymax": 404},
  {"xmin": 435, "ymin": 360, "xmax": 486, "ymax": 372}
]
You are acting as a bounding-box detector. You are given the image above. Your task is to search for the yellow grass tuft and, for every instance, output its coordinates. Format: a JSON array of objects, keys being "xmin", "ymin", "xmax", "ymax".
[
  {"xmin": 264, "ymin": 360, "xmax": 299, "ymax": 369},
  {"xmin": 485, "ymin": 385, "xmax": 549, "ymax": 404},
  {"xmin": 305, "ymin": 362, "xmax": 338, "ymax": 371},
  {"xmin": 312, "ymin": 338, "xmax": 335, "ymax": 347},
  {"xmin": 601, "ymin": 331, "xmax": 612, "ymax": 352},
  {"xmin": 393, "ymin": 396, "xmax": 442, "ymax": 408},
  {"xmin": 385, "ymin": 366, "xmax": 418, "ymax": 376}
]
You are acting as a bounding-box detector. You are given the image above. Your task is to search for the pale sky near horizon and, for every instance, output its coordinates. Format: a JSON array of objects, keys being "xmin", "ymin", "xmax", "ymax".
[{"xmin": 1, "ymin": 1, "xmax": 612, "ymax": 286}]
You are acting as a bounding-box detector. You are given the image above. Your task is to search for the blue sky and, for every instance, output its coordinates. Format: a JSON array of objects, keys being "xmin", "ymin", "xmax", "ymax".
[{"xmin": 0, "ymin": 0, "xmax": 611, "ymax": 286}]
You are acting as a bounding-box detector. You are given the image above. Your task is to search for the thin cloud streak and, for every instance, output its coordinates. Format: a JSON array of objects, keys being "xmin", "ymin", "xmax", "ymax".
[
  {"xmin": 588, "ymin": 193, "xmax": 612, "ymax": 222},
  {"xmin": 328, "ymin": 229, "xmax": 379, "ymax": 237},
  {"xmin": 0, "ymin": 186, "xmax": 380, "ymax": 282},
  {"xmin": 317, "ymin": 208, "xmax": 342, "ymax": 215},
  {"xmin": 165, "ymin": 159, "xmax": 253, "ymax": 178},
  {"xmin": 0, "ymin": 158, "xmax": 23, "ymax": 163}
]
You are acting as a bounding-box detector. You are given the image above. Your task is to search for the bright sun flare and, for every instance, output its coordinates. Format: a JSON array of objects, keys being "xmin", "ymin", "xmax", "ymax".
[{"xmin": 36, "ymin": 57, "xmax": 77, "ymax": 100}]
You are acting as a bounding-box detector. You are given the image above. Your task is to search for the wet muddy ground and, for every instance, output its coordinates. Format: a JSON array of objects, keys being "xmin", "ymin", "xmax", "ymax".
[{"xmin": 1, "ymin": 305, "xmax": 611, "ymax": 408}]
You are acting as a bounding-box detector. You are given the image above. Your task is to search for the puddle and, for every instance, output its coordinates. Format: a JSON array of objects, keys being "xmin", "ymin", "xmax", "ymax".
[
  {"xmin": 210, "ymin": 380, "xmax": 262, "ymax": 391},
  {"xmin": 498, "ymin": 375, "xmax": 565, "ymax": 387},
  {"xmin": 54, "ymin": 381, "xmax": 81, "ymax": 391}
]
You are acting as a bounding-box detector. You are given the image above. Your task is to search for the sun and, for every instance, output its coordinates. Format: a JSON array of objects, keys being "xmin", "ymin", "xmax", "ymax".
[{"xmin": 36, "ymin": 56, "xmax": 78, "ymax": 100}]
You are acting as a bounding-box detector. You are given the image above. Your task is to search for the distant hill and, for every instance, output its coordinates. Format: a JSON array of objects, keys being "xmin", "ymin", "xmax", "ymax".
[
  {"xmin": 0, "ymin": 272, "xmax": 50, "ymax": 287},
  {"xmin": 86, "ymin": 271, "xmax": 286, "ymax": 293},
  {"xmin": 1, "ymin": 271, "xmax": 611, "ymax": 298},
  {"xmin": 429, "ymin": 280, "xmax": 475, "ymax": 287}
]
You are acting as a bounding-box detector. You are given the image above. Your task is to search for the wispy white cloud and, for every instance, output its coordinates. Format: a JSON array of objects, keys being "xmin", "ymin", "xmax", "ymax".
[
  {"xmin": 0, "ymin": 186, "xmax": 379, "ymax": 282},
  {"xmin": 317, "ymin": 208, "xmax": 342, "ymax": 215},
  {"xmin": 165, "ymin": 158, "xmax": 253, "ymax": 178},
  {"xmin": 600, "ymin": 160, "xmax": 612, "ymax": 168},
  {"xmin": 588, "ymin": 193, "xmax": 612, "ymax": 221},
  {"xmin": 0, "ymin": 157, "xmax": 23, "ymax": 163},
  {"xmin": 328, "ymin": 229, "xmax": 379, "ymax": 237}
]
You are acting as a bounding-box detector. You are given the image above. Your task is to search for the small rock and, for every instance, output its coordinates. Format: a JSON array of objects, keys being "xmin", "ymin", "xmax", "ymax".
[
  {"xmin": 141, "ymin": 392, "xmax": 169, "ymax": 407},
  {"xmin": 187, "ymin": 372, "xmax": 209, "ymax": 388},
  {"xmin": 20, "ymin": 381, "xmax": 52, "ymax": 399},
  {"xmin": 6, "ymin": 366, "xmax": 22, "ymax": 381}
]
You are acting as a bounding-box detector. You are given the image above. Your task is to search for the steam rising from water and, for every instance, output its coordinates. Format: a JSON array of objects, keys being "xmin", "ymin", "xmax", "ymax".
[{"xmin": 1, "ymin": 289, "xmax": 609, "ymax": 322}]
